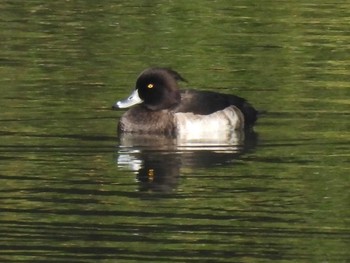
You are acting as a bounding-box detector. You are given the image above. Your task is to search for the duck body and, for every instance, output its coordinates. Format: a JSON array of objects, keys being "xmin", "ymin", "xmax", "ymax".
[{"xmin": 113, "ymin": 68, "xmax": 257, "ymax": 136}]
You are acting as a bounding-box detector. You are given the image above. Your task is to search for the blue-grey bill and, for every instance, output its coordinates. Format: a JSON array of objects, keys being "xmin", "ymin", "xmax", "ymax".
[{"xmin": 114, "ymin": 89, "xmax": 143, "ymax": 109}]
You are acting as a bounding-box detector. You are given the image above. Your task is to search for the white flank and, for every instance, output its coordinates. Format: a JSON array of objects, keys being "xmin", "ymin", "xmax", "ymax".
[{"xmin": 174, "ymin": 106, "xmax": 244, "ymax": 144}]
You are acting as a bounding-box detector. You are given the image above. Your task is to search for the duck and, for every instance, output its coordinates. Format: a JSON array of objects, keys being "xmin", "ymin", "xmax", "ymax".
[{"xmin": 112, "ymin": 67, "xmax": 258, "ymax": 136}]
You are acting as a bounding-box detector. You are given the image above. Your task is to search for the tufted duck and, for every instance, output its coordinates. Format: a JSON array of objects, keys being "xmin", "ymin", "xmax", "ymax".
[{"xmin": 112, "ymin": 68, "xmax": 257, "ymax": 136}]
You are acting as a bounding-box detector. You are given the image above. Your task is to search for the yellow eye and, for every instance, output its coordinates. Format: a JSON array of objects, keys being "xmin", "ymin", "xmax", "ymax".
[
  {"xmin": 148, "ymin": 169, "xmax": 154, "ymax": 182},
  {"xmin": 147, "ymin": 83, "xmax": 154, "ymax": 89}
]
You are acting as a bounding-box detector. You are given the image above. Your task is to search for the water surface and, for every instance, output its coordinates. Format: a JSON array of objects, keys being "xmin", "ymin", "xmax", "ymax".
[{"xmin": 0, "ymin": 1, "xmax": 349, "ymax": 262}]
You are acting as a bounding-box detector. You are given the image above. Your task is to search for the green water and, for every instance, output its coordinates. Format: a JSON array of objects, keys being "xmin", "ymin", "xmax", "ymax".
[{"xmin": 0, "ymin": 1, "xmax": 349, "ymax": 262}]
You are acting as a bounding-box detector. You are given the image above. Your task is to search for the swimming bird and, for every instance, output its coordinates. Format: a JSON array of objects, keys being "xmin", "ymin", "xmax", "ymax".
[{"xmin": 112, "ymin": 68, "xmax": 257, "ymax": 136}]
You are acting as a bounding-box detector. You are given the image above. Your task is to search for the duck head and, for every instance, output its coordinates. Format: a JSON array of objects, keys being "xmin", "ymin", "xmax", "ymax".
[{"xmin": 113, "ymin": 68, "xmax": 186, "ymax": 111}]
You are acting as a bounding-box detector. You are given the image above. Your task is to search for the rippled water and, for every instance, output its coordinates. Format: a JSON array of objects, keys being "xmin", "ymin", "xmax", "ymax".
[{"xmin": 1, "ymin": 1, "xmax": 349, "ymax": 262}]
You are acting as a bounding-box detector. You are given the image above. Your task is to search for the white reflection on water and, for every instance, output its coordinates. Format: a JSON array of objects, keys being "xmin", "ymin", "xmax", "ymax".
[{"xmin": 116, "ymin": 130, "xmax": 257, "ymax": 192}]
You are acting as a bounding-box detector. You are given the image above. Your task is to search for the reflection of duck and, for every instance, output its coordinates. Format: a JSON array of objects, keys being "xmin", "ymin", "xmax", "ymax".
[
  {"xmin": 112, "ymin": 68, "xmax": 257, "ymax": 136},
  {"xmin": 117, "ymin": 131, "xmax": 257, "ymax": 193}
]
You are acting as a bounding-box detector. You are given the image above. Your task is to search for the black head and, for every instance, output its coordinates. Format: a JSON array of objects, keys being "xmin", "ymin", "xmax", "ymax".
[{"xmin": 135, "ymin": 68, "xmax": 186, "ymax": 110}]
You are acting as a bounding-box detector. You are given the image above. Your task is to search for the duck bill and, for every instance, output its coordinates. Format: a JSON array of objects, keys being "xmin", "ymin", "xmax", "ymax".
[{"xmin": 113, "ymin": 89, "xmax": 143, "ymax": 109}]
